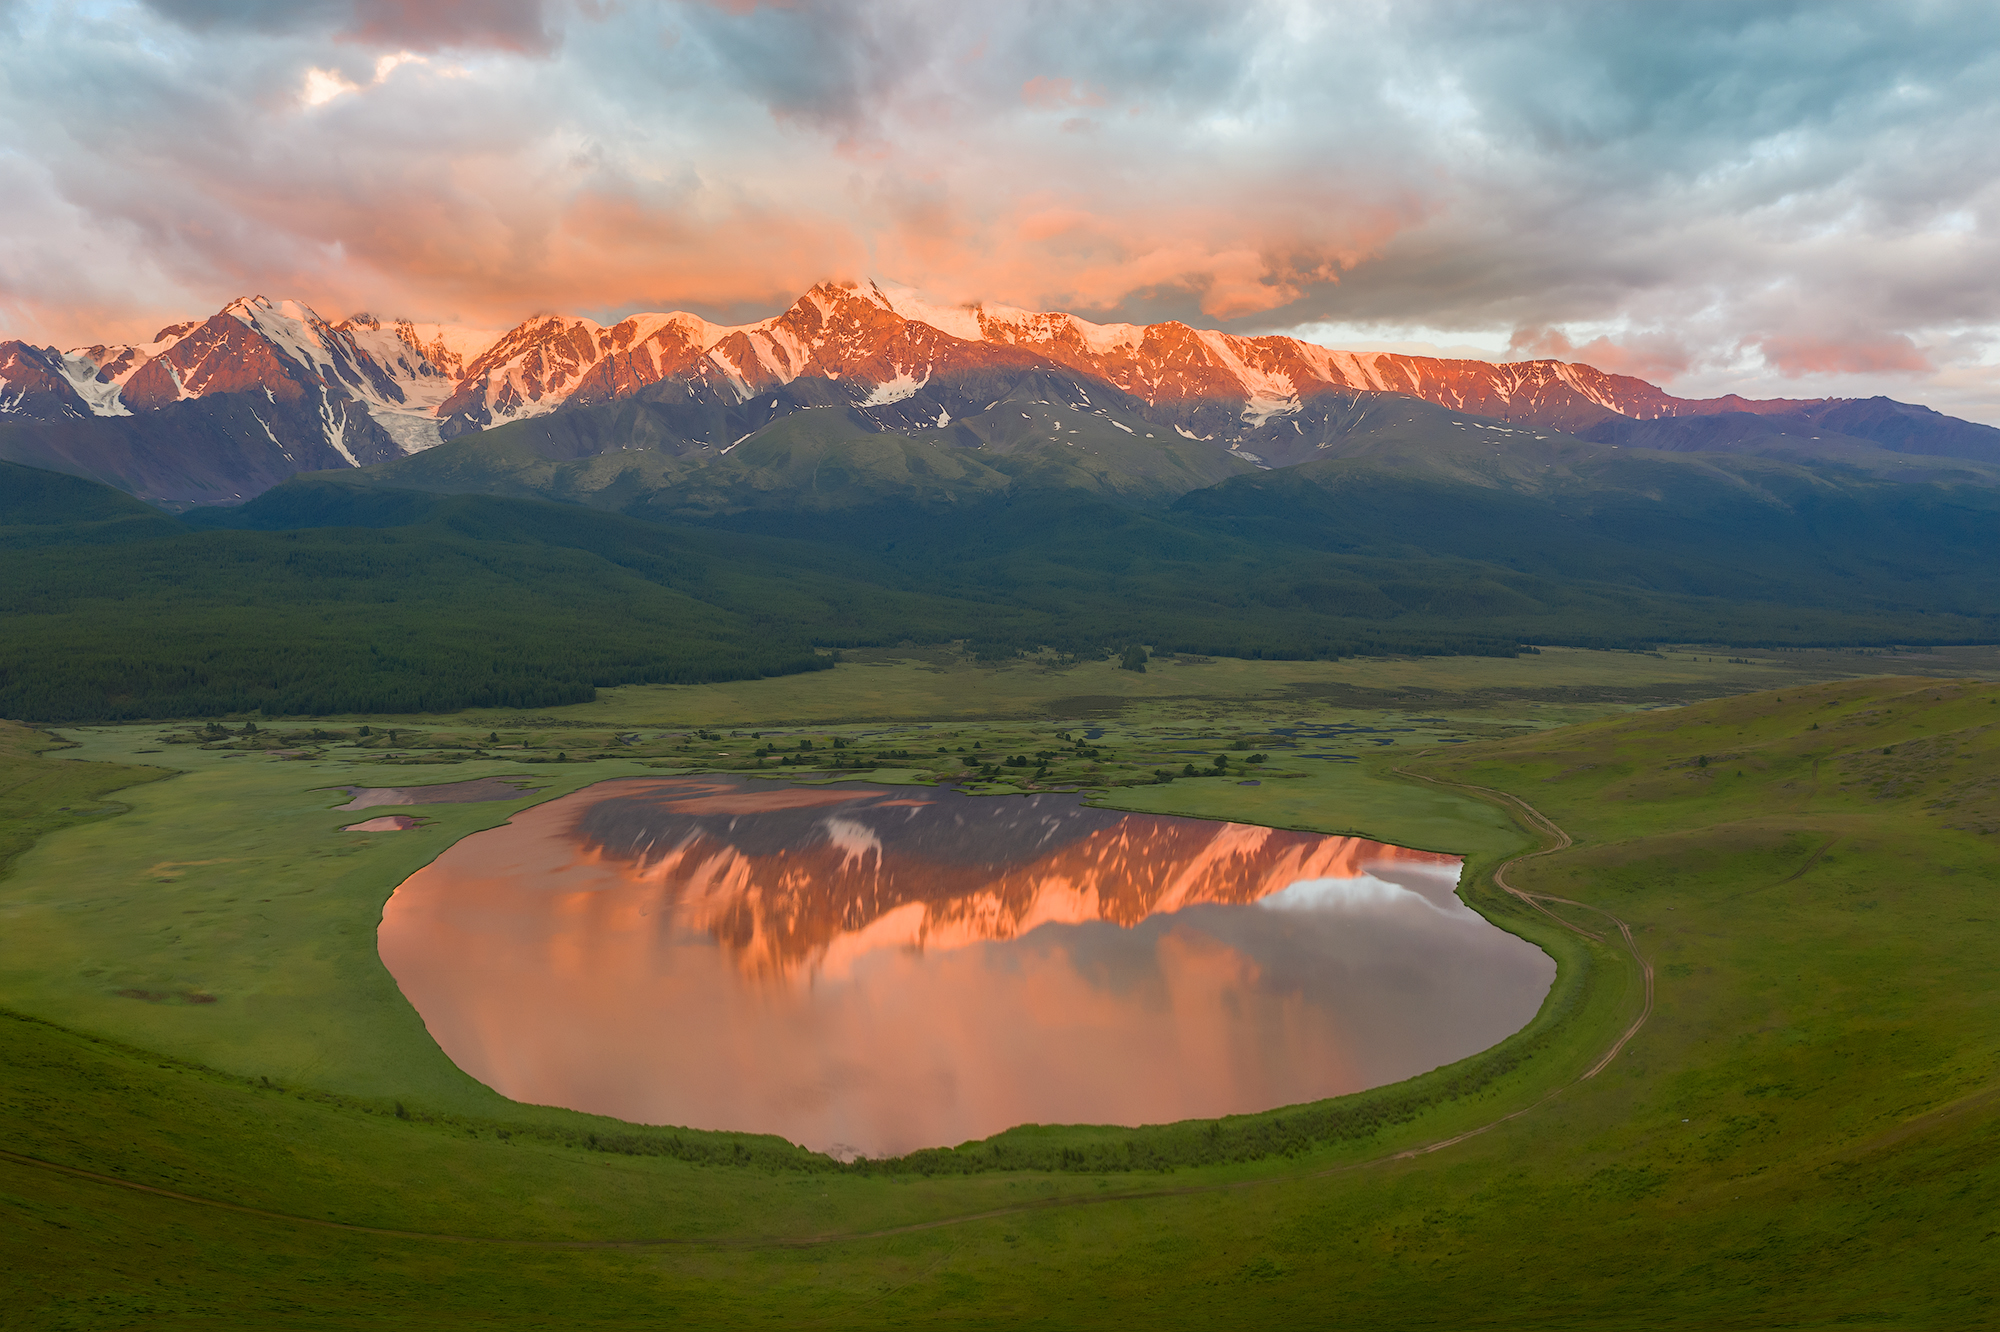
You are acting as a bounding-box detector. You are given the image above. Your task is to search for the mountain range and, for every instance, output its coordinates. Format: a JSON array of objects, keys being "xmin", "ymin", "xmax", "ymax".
[
  {"xmin": 7, "ymin": 281, "xmax": 1999, "ymax": 509},
  {"xmin": 9, "ymin": 278, "xmax": 2000, "ymax": 721}
]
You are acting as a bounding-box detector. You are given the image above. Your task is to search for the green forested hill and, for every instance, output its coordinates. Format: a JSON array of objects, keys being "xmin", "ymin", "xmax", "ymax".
[
  {"xmin": 310, "ymin": 377, "xmax": 2000, "ymax": 520},
  {"xmin": 1173, "ymin": 450, "xmax": 2000, "ymax": 617},
  {"xmin": 7, "ymin": 394, "xmax": 2000, "ymax": 725},
  {"xmin": 0, "ymin": 522, "xmax": 827, "ymax": 720},
  {"xmin": 297, "ymin": 377, "xmax": 1258, "ymax": 516},
  {"xmin": 0, "ymin": 460, "xmax": 184, "ymax": 548}
]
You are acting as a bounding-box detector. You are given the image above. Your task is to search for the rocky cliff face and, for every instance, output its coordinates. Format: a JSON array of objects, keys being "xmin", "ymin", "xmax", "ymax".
[{"xmin": 0, "ymin": 342, "xmax": 95, "ymax": 421}]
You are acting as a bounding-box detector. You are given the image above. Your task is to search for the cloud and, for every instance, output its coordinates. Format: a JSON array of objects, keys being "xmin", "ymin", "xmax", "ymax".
[
  {"xmin": 141, "ymin": 0, "xmax": 562, "ymax": 52},
  {"xmin": 1508, "ymin": 326, "xmax": 1695, "ymax": 382},
  {"xmin": 1755, "ymin": 333, "xmax": 1931, "ymax": 378},
  {"xmin": 1020, "ymin": 76, "xmax": 1106, "ymax": 110},
  {"xmin": 3, "ymin": 0, "xmax": 2000, "ymax": 421},
  {"xmin": 342, "ymin": 0, "xmax": 558, "ymax": 53}
]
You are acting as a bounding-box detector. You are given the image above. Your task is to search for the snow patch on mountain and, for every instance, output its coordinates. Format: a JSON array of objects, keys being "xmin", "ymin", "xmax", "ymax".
[
  {"xmin": 57, "ymin": 352, "xmax": 132, "ymax": 416},
  {"xmin": 319, "ymin": 397, "xmax": 359, "ymax": 467},
  {"xmin": 1070, "ymin": 317, "xmax": 1144, "ymax": 356},
  {"xmin": 338, "ymin": 313, "xmax": 496, "ymax": 451},
  {"xmin": 368, "ymin": 398, "xmax": 450, "ymax": 452},
  {"xmin": 61, "ymin": 325, "xmax": 198, "ymax": 413},
  {"xmin": 1241, "ymin": 393, "xmax": 1302, "ymax": 426},
  {"xmin": 861, "ymin": 370, "xmax": 929, "ymax": 406}
]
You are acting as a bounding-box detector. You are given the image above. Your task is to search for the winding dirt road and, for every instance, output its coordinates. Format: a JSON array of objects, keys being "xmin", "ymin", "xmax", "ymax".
[
  {"xmin": 2, "ymin": 777, "xmax": 1652, "ymax": 1251},
  {"xmin": 1402, "ymin": 771, "xmax": 1654, "ymax": 1081}
]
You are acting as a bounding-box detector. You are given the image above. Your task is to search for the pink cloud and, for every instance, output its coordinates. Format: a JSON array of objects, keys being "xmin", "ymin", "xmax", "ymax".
[
  {"xmin": 866, "ymin": 185, "xmax": 1423, "ymax": 326},
  {"xmin": 1755, "ymin": 333, "xmax": 1931, "ymax": 377},
  {"xmin": 339, "ymin": 0, "xmax": 559, "ymax": 53},
  {"xmin": 1509, "ymin": 325, "xmax": 1693, "ymax": 381},
  {"xmin": 696, "ymin": 0, "xmax": 802, "ymax": 14},
  {"xmin": 1020, "ymin": 76, "xmax": 1106, "ymax": 110}
]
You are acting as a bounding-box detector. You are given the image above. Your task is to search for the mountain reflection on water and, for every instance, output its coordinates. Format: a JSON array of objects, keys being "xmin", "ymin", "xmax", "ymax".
[
  {"xmin": 568, "ymin": 777, "xmax": 1453, "ymax": 977},
  {"xmin": 379, "ymin": 777, "xmax": 1554, "ymax": 1158}
]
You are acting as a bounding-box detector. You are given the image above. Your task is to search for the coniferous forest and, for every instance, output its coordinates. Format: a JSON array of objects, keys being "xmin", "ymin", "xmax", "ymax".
[{"xmin": 5, "ymin": 456, "xmax": 1998, "ymax": 720}]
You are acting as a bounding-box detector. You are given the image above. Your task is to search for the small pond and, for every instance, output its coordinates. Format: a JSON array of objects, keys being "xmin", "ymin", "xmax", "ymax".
[{"xmin": 378, "ymin": 776, "xmax": 1552, "ymax": 1159}]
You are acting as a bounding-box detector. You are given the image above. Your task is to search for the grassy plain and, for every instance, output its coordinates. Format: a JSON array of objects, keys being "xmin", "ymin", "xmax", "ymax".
[
  {"xmin": 457, "ymin": 641, "xmax": 1933, "ymax": 728},
  {"xmin": 3, "ymin": 650, "xmax": 1998, "ymax": 1328}
]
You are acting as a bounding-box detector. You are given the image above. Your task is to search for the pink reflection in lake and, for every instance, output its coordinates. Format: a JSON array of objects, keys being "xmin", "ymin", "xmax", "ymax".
[
  {"xmin": 379, "ymin": 777, "xmax": 1553, "ymax": 1158},
  {"xmin": 332, "ymin": 777, "xmax": 543, "ymax": 812}
]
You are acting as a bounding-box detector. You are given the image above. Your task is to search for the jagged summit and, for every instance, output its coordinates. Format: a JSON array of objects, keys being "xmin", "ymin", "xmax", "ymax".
[
  {"xmin": 5, "ymin": 278, "xmax": 1996, "ymax": 506},
  {"xmin": 0, "ymin": 278, "xmax": 1851, "ymax": 436}
]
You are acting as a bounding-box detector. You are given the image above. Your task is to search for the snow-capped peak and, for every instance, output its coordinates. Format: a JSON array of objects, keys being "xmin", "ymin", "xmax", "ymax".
[
  {"xmin": 873, "ymin": 281, "xmax": 984, "ymax": 342},
  {"xmin": 27, "ymin": 280, "xmax": 1815, "ymax": 480}
]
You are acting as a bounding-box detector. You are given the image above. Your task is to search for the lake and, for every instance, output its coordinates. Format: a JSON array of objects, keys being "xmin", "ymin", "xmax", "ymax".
[{"xmin": 378, "ymin": 776, "xmax": 1552, "ymax": 1158}]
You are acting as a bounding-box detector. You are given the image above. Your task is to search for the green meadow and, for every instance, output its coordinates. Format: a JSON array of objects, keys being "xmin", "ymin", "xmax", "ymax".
[
  {"xmin": 3, "ymin": 650, "xmax": 1996, "ymax": 1329},
  {"xmin": 451, "ymin": 641, "xmax": 1940, "ymax": 729}
]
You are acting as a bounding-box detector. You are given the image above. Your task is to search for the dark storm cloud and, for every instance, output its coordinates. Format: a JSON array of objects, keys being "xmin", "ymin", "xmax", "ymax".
[
  {"xmin": 663, "ymin": 0, "xmax": 1260, "ymax": 131},
  {"xmin": 1276, "ymin": 2, "xmax": 2000, "ymax": 332},
  {"xmin": 4, "ymin": 0, "xmax": 1999, "ymax": 418}
]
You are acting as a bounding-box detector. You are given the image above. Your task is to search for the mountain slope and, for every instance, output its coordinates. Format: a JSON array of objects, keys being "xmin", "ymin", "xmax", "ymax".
[
  {"xmin": 0, "ymin": 298, "xmax": 493, "ymax": 505},
  {"xmin": 305, "ymin": 358, "xmax": 1262, "ymax": 516},
  {"xmin": 13, "ymin": 280, "xmax": 1999, "ymax": 508},
  {"xmin": 0, "ymin": 392, "xmax": 404, "ymax": 509},
  {"xmin": 305, "ymin": 366, "xmax": 2000, "ymax": 531},
  {"xmin": 252, "ymin": 433, "xmax": 2000, "ymax": 654},
  {"xmin": 9, "ymin": 438, "xmax": 2000, "ymax": 722},
  {"xmin": 1174, "ymin": 445, "xmax": 2000, "ymax": 624},
  {"xmin": 0, "ymin": 460, "xmax": 183, "ymax": 548}
]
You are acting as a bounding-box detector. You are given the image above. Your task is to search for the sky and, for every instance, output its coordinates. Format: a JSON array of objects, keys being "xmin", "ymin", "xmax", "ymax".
[{"xmin": 3, "ymin": 0, "xmax": 1999, "ymax": 421}]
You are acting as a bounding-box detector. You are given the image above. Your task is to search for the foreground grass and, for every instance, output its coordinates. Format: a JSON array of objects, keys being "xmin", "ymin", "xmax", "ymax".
[{"xmin": 4, "ymin": 675, "xmax": 1999, "ymax": 1327}]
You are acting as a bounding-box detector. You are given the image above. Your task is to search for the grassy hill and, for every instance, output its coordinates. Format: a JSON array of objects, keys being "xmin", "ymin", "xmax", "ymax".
[
  {"xmin": 2, "ymin": 678, "xmax": 1995, "ymax": 1327},
  {"xmin": 0, "ymin": 460, "xmax": 183, "ymax": 548}
]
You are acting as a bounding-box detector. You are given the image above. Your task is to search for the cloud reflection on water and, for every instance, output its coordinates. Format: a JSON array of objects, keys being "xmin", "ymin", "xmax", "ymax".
[{"xmin": 379, "ymin": 776, "xmax": 1552, "ymax": 1157}]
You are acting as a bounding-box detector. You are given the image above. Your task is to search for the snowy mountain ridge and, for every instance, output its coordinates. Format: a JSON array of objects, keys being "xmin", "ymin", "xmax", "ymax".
[
  {"xmin": 9, "ymin": 280, "xmax": 1836, "ymax": 444},
  {"xmin": 421, "ymin": 280, "xmax": 1835, "ymax": 439},
  {"xmin": 6, "ymin": 280, "xmax": 1989, "ymax": 510}
]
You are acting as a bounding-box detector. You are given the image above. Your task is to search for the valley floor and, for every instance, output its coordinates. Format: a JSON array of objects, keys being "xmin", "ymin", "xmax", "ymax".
[{"xmin": 2, "ymin": 649, "xmax": 1996, "ymax": 1329}]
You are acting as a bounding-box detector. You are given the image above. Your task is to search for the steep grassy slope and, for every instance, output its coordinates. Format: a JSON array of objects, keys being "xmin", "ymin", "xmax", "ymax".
[
  {"xmin": 224, "ymin": 475, "xmax": 2000, "ymax": 660},
  {"xmin": 268, "ymin": 382, "xmax": 2000, "ymax": 649}
]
